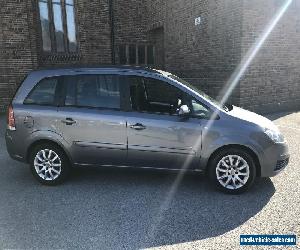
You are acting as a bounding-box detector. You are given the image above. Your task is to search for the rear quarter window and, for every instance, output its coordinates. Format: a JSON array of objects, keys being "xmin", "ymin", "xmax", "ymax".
[{"xmin": 24, "ymin": 78, "xmax": 58, "ymax": 105}]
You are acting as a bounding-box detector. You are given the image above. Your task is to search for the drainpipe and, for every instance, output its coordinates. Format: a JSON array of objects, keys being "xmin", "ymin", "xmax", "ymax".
[{"xmin": 109, "ymin": 0, "xmax": 116, "ymax": 64}]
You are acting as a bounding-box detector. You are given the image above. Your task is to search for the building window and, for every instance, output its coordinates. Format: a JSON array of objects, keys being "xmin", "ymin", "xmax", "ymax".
[
  {"xmin": 147, "ymin": 45, "xmax": 154, "ymax": 65},
  {"xmin": 38, "ymin": 0, "xmax": 78, "ymax": 53},
  {"xmin": 118, "ymin": 44, "xmax": 155, "ymax": 65},
  {"xmin": 39, "ymin": 0, "xmax": 51, "ymax": 52},
  {"xmin": 66, "ymin": 0, "xmax": 77, "ymax": 52},
  {"xmin": 52, "ymin": 0, "xmax": 64, "ymax": 52},
  {"xmin": 129, "ymin": 45, "xmax": 136, "ymax": 65},
  {"xmin": 138, "ymin": 45, "xmax": 146, "ymax": 64},
  {"xmin": 119, "ymin": 45, "xmax": 127, "ymax": 65}
]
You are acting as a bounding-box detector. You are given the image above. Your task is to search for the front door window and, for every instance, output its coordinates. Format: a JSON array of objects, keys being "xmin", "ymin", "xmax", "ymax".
[{"xmin": 128, "ymin": 76, "xmax": 187, "ymax": 115}]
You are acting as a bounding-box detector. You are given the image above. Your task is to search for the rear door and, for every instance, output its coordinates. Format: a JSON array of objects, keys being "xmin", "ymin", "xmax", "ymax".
[{"xmin": 56, "ymin": 74, "xmax": 128, "ymax": 166}]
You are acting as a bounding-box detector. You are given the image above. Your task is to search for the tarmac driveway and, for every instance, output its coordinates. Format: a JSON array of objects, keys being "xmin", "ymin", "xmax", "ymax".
[{"xmin": 0, "ymin": 112, "xmax": 299, "ymax": 249}]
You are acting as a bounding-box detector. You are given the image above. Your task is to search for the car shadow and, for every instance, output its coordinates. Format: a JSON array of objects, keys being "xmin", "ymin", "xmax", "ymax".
[
  {"xmin": 264, "ymin": 111, "xmax": 294, "ymax": 121},
  {"xmin": 0, "ymin": 162, "xmax": 275, "ymax": 249},
  {"xmin": 64, "ymin": 166, "xmax": 275, "ymax": 249}
]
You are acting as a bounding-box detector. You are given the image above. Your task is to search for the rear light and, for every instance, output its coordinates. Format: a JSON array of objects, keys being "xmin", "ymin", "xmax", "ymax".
[{"xmin": 7, "ymin": 104, "xmax": 16, "ymax": 131}]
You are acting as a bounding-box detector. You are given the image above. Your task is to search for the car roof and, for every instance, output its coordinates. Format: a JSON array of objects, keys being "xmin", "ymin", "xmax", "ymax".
[{"xmin": 28, "ymin": 65, "xmax": 171, "ymax": 77}]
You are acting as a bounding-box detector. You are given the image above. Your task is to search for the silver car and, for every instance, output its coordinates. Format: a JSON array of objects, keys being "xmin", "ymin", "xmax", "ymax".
[{"xmin": 5, "ymin": 67, "xmax": 289, "ymax": 194}]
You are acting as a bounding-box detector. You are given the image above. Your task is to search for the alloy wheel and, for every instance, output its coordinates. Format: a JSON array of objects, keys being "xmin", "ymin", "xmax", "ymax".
[
  {"xmin": 34, "ymin": 149, "xmax": 62, "ymax": 181},
  {"xmin": 216, "ymin": 154, "xmax": 250, "ymax": 190}
]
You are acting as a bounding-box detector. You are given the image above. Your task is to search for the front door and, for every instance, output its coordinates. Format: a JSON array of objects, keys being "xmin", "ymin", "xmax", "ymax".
[
  {"xmin": 56, "ymin": 74, "xmax": 127, "ymax": 166},
  {"xmin": 127, "ymin": 113, "xmax": 202, "ymax": 169},
  {"xmin": 126, "ymin": 76, "xmax": 206, "ymax": 170}
]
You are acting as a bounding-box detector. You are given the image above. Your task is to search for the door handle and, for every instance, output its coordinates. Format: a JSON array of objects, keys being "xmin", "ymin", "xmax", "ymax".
[
  {"xmin": 61, "ymin": 118, "xmax": 76, "ymax": 125},
  {"xmin": 130, "ymin": 123, "xmax": 146, "ymax": 130}
]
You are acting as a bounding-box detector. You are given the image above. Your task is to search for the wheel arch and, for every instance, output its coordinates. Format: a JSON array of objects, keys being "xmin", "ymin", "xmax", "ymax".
[
  {"xmin": 26, "ymin": 139, "xmax": 73, "ymax": 166},
  {"xmin": 206, "ymin": 144, "xmax": 261, "ymax": 177}
]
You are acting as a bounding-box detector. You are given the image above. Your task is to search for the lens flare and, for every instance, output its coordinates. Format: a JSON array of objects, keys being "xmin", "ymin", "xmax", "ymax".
[
  {"xmin": 218, "ymin": 0, "xmax": 293, "ymax": 107},
  {"xmin": 148, "ymin": 0, "xmax": 293, "ymax": 239}
]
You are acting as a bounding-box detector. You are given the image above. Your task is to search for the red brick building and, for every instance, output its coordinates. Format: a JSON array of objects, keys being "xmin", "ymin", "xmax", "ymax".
[{"xmin": 0, "ymin": 0, "xmax": 300, "ymax": 113}]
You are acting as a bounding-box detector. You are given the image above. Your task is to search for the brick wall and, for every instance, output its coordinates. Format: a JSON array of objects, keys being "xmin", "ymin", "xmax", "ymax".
[
  {"xmin": 113, "ymin": 0, "xmax": 167, "ymax": 65},
  {"xmin": 114, "ymin": 0, "xmax": 148, "ymax": 44},
  {"xmin": 0, "ymin": 0, "xmax": 38, "ymax": 112},
  {"xmin": 239, "ymin": 0, "xmax": 300, "ymax": 113},
  {"xmin": 162, "ymin": 0, "xmax": 243, "ymax": 105},
  {"xmin": 113, "ymin": 0, "xmax": 150, "ymax": 66}
]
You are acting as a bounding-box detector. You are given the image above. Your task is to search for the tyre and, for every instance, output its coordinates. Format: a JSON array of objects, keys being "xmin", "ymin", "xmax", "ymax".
[
  {"xmin": 29, "ymin": 143, "xmax": 71, "ymax": 185},
  {"xmin": 208, "ymin": 148, "xmax": 256, "ymax": 194}
]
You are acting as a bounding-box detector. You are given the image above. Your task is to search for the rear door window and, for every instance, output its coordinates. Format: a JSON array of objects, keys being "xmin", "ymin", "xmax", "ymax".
[
  {"xmin": 24, "ymin": 77, "xmax": 58, "ymax": 105},
  {"xmin": 64, "ymin": 74, "xmax": 121, "ymax": 109}
]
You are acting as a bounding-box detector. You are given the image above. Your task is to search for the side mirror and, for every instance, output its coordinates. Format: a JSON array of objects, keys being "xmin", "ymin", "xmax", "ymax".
[{"xmin": 178, "ymin": 105, "xmax": 191, "ymax": 117}]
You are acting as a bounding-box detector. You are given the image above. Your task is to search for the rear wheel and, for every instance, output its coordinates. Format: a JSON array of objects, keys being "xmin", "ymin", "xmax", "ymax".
[
  {"xmin": 208, "ymin": 148, "xmax": 256, "ymax": 194},
  {"xmin": 29, "ymin": 143, "xmax": 71, "ymax": 185}
]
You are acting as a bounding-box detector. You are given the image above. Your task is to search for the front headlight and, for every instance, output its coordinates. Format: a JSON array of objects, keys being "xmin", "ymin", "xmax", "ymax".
[{"xmin": 264, "ymin": 128, "xmax": 285, "ymax": 143}]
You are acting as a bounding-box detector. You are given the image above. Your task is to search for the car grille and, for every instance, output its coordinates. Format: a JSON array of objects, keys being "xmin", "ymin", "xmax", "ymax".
[{"xmin": 274, "ymin": 158, "xmax": 289, "ymax": 171}]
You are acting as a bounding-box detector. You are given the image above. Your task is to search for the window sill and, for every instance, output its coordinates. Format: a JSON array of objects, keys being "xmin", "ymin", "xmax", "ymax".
[{"xmin": 40, "ymin": 53, "xmax": 81, "ymax": 62}]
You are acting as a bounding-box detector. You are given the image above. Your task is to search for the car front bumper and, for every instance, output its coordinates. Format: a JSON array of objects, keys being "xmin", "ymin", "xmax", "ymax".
[{"xmin": 260, "ymin": 141, "xmax": 289, "ymax": 177}]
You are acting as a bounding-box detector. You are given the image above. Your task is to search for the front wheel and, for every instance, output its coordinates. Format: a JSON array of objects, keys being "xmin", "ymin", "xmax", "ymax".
[
  {"xmin": 208, "ymin": 148, "xmax": 256, "ymax": 194},
  {"xmin": 29, "ymin": 143, "xmax": 71, "ymax": 185}
]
